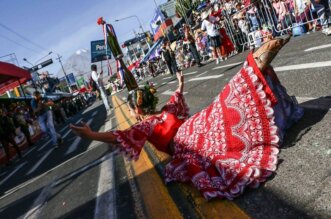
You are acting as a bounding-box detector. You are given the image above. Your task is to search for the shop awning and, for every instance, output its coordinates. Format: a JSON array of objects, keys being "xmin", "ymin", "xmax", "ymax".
[{"xmin": 0, "ymin": 61, "xmax": 32, "ymax": 95}]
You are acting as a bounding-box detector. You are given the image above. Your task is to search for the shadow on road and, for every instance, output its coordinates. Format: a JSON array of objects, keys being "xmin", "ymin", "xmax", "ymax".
[{"xmin": 282, "ymin": 97, "xmax": 331, "ymax": 148}]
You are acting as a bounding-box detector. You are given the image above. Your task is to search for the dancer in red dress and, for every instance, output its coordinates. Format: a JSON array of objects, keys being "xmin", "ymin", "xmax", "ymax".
[
  {"xmin": 219, "ymin": 27, "xmax": 237, "ymax": 57},
  {"xmin": 71, "ymin": 36, "xmax": 303, "ymax": 200}
]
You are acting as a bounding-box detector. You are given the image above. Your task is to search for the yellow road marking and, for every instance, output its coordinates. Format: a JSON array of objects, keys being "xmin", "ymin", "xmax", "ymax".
[
  {"xmin": 113, "ymin": 96, "xmax": 184, "ymax": 219},
  {"xmin": 113, "ymin": 95, "xmax": 250, "ymax": 219}
]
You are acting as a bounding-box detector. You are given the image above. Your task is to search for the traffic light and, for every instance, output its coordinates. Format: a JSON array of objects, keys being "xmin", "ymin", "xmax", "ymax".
[{"xmin": 29, "ymin": 59, "xmax": 53, "ymax": 72}]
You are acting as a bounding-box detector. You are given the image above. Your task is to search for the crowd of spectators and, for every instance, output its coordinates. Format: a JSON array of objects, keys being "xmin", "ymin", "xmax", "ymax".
[
  {"xmin": 0, "ymin": 93, "xmax": 91, "ymax": 166},
  {"xmin": 154, "ymin": 0, "xmax": 331, "ymax": 71}
]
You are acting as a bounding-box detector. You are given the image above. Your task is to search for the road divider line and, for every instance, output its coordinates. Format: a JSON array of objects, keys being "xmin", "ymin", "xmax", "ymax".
[
  {"xmin": 296, "ymin": 96, "xmax": 331, "ymax": 111},
  {"xmin": 26, "ymin": 149, "xmax": 54, "ymax": 176},
  {"xmin": 0, "ymin": 162, "xmax": 27, "ymax": 186},
  {"xmin": 184, "ymin": 71, "xmax": 198, "ymax": 76},
  {"xmin": 37, "ymin": 140, "xmax": 51, "ymax": 152},
  {"xmin": 161, "ymin": 90, "xmax": 188, "ymax": 96},
  {"xmin": 189, "ymin": 74, "xmax": 224, "ymax": 81},
  {"xmin": 65, "ymin": 118, "xmax": 93, "ymax": 156},
  {"xmin": 274, "ymin": 61, "xmax": 331, "ymax": 72},
  {"xmin": 163, "ymin": 76, "xmax": 173, "ymax": 80},
  {"xmin": 212, "ymin": 61, "xmax": 243, "ymax": 70},
  {"xmin": 0, "ymin": 141, "xmax": 107, "ymax": 200},
  {"xmin": 304, "ymin": 43, "xmax": 331, "ymax": 52},
  {"xmin": 23, "ymin": 182, "xmax": 54, "ymax": 219},
  {"xmin": 94, "ymin": 153, "xmax": 116, "ymax": 219},
  {"xmin": 196, "ymin": 71, "xmax": 208, "ymax": 77},
  {"xmin": 113, "ymin": 96, "xmax": 183, "ymax": 218}
]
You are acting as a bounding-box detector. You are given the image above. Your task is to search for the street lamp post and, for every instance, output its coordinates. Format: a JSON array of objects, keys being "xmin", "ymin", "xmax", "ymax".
[
  {"xmin": 115, "ymin": 15, "xmax": 151, "ymax": 50},
  {"xmin": 54, "ymin": 53, "xmax": 72, "ymax": 93},
  {"xmin": 34, "ymin": 51, "xmax": 53, "ymax": 65}
]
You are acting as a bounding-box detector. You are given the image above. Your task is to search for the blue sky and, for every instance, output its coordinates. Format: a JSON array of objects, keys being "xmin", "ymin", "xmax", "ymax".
[{"xmin": 0, "ymin": 0, "xmax": 166, "ymax": 75}]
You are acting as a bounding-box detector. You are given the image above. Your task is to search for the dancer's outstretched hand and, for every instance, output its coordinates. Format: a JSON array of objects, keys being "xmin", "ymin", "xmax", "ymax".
[
  {"xmin": 176, "ymin": 71, "xmax": 184, "ymax": 94},
  {"xmin": 70, "ymin": 122, "xmax": 92, "ymax": 138},
  {"xmin": 176, "ymin": 71, "xmax": 184, "ymax": 84}
]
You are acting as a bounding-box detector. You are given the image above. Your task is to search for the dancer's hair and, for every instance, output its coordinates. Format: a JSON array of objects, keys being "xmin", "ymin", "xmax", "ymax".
[{"xmin": 127, "ymin": 83, "xmax": 158, "ymax": 114}]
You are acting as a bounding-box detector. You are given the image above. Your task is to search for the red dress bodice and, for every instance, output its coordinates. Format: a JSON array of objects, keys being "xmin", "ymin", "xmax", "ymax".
[{"xmin": 148, "ymin": 112, "xmax": 185, "ymax": 154}]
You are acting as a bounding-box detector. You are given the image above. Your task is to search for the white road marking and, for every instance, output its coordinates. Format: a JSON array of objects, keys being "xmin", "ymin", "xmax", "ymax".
[
  {"xmin": 163, "ymin": 76, "xmax": 172, "ymax": 80},
  {"xmin": 0, "ymin": 142, "xmax": 106, "ymax": 200},
  {"xmin": 22, "ymin": 153, "xmax": 113, "ymax": 219},
  {"xmin": 189, "ymin": 74, "xmax": 224, "ymax": 81},
  {"xmin": 196, "ymin": 71, "xmax": 208, "ymax": 77},
  {"xmin": 274, "ymin": 61, "xmax": 331, "ymax": 72},
  {"xmin": 37, "ymin": 140, "xmax": 51, "ymax": 152},
  {"xmin": 26, "ymin": 149, "xmax": 55, "ymax": 176},
  {"xmin": 212, "ymin": 62, "xmax": 243, "ymax": 70},
  {"xmin": 296, "ymin": 97, "xmax": 316, "ymax": 103},
  {"xmin": 65, "ymin": 118, "xmax": 93, "ymax": 156},
  {"xmin": 296, "ymin": 96, "xmax": 331, "ymax": 111},
  {"xmin": 304, "ymin": 44, "xmax": 331, "ymax": 52},
  {"xmin": 104, "ymin": 116, "xmax": 114, "ymax": 132},
  {"xmin": 23, "ymin": 147, "xmax": 36, "ymax": 157},
  {"xmin": 184, "ymin": 71, "xmax": 198, "ymax": 76},
  {"xmin": 0, "ymin": 162, "xmax": 27, "ymax": 186},
  {"xmin": 161, "ymin": 90, "xmax": 188, "ymax": 95},
  {"xmin": 168, "ymin": 81, "xmax": 177, "ymax": 84},
  {"xmin": 23, "ymin": 182, "xmax": 54, "ymax": 219},
  {"xmin": 94, "ymin": 154, "xmax": 116, "ymax": 219}
]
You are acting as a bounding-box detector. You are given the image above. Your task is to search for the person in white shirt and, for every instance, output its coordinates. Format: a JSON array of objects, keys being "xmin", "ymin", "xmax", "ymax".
[
  {"xmin": 91, "ymin": 64, "xmax": 112, "ymax": 115},
  {"xmin": 200, "ymin": 11, "xmax": 223, "ymax": 64}
]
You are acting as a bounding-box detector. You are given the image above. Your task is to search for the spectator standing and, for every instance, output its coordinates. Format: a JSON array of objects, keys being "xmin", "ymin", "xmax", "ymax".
[
  {"xmin": 31, "ymin": 91, "xmax": 63, "ymax": 148},
  {"xmin": 0, "ymin": 109, "xmax": 22, "ymax": 165},
  {"xmin": 161, "ymin": 41, "xmax": 178, "ymax": 75},
  {"xmin": 91, "ymin": 64, "xmax": 112, "ymax": 116},
  {"xmin": 201, "ymin": 10, "xmax": 223, "ymax": 64},
  {"xmin": 14, "ymin": 107, "xmax": 33, "ymax": 146},
  {"xmin": 183, "ymin": 25, "xmax": 203, "ymax": 67}
]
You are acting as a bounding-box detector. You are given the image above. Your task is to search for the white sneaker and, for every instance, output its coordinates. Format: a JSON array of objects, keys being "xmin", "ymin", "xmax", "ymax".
[{"xmin": 216, "ymin": 58, "xmax": 219, "ymax": 64}]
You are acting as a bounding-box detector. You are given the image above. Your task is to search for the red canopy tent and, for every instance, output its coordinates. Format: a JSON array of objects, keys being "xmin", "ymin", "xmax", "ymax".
[{"xmin": 0, "ymin": 61, "xmax": 32, "ymax": 95}]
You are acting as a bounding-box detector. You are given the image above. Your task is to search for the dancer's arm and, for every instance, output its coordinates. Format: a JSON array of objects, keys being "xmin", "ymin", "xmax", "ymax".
[
  {"xmin": 70, "ymin": 122, "xmax": 118, "ymax": 144},
  {"xmin": 176, "ymin": 71, "xmax": 184, "ymax": 94}
]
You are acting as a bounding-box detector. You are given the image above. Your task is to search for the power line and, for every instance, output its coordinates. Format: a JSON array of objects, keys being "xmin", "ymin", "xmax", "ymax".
[
  {"xmin": 0, "ymin": 34, "xmax": 41, "ymax": 54},
  {"xmin": 0, "ymin": 23, "xmax": 48, "ymax": 52}
]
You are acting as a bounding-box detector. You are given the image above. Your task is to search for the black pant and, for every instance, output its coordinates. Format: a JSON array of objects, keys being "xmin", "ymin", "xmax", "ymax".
[
  {"xmin": 0, "ymin": 135, "xmax": 22, "ymax": 162},
  {"xmin": 165, "ymin": 59, "xmax": 178, "ymax": 75},
  {"xmin": 189, "ymin": 43, "xmax": 201, "ymax": 65},
  {"xmin": 21, "ymin": 125, "xmax": 33, "ymax": 146}
]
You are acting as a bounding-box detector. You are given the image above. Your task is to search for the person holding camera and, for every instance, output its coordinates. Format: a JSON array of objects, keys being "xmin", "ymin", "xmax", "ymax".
[{"xmin": 31, "ymin": 91, "xmax": 63, "ymax": 148}]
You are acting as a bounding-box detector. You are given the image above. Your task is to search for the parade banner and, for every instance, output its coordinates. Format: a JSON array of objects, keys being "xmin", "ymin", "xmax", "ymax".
[
  {"xmin": 90, "ymin": 40, "xmax": 112, "ymax": 63},
  {"xmin": 150, "ymin": 8, "xmax": 164, "ymax": 35}
]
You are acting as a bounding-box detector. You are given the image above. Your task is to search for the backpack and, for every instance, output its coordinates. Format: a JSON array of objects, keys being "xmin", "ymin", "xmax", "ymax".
[{"xmin": 89, "ymin": 76, "xmax": 98, "ymax": 91}]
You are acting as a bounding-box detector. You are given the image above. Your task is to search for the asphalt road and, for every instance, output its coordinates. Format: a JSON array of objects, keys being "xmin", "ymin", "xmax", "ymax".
[{"xmin": 0, "ymin": 32, "xmax": 330, "ymax": 219}]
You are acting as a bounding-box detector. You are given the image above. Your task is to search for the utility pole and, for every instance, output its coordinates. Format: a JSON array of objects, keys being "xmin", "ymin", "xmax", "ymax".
[{"xmin": 55, "ymin": 54, "xmax": 72, "ymax": 93}]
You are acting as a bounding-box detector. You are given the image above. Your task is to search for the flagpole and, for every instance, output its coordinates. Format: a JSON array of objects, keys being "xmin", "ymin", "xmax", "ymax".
[{"xmin": 97, "ymin": 17, "xmax": 138, "ymax": 91}]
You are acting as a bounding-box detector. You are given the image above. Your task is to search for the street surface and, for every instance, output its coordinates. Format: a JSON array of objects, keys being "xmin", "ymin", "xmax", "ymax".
[{"xmin": 0, "ymin": 33, "xmax": 330, "ymax": 219}]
